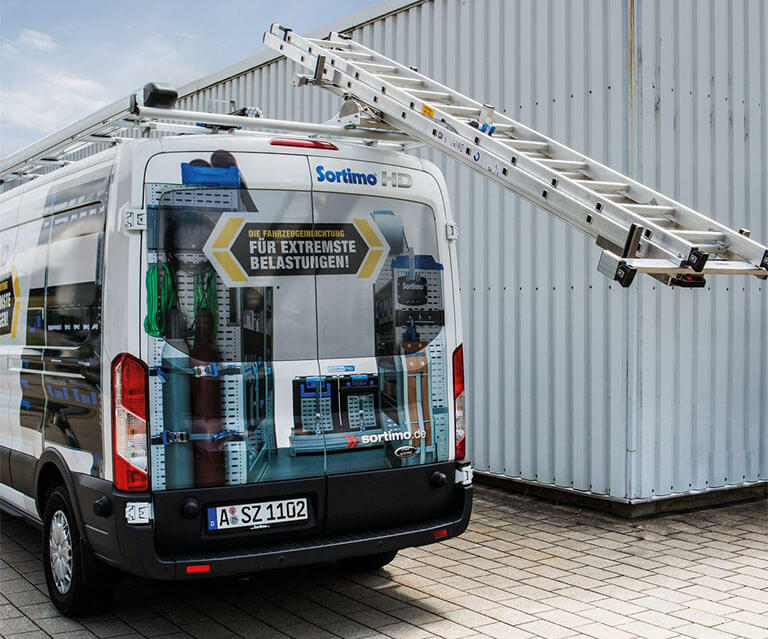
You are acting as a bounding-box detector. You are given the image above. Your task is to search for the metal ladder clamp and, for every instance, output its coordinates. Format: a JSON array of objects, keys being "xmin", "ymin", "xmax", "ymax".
[{"xmin": 264, "ymin": 23, "xmax": 768, "ymax": 288}]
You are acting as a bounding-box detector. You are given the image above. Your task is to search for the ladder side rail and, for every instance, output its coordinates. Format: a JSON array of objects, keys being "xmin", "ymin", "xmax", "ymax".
[
  {"xmin": 266, "ymin": 27, "xmax": 696, "ymax": 267},
  {"xmin": 266, "ymin": 28, "xmax": 687, "ymax": 268},
  {"xmin": 0, "ymin": 101, "xmax": 131, "ymax": 183},
  {"xmin": 294, "ymin": 28, "xmax": 768, "ymax": 269},
  {"xmin": 2, "ymin": 132, "xmax": 122, "ymax": 184}
]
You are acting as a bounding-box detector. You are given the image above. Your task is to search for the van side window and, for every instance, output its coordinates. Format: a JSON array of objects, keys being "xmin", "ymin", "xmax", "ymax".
[
  {"xmin": 45, "ymin": 283, "xmax": 101, "ymax": 349},
  {"xmin": 41, "ymin": 202, "xmax": 105, "ymax": 457},
  {"xmin": 44, "ymin": 203, "xmax": 105, "ymax": 348},
  {"xmin": 12, "ymin": 163, "xmax": 110, "ymax": 471}
]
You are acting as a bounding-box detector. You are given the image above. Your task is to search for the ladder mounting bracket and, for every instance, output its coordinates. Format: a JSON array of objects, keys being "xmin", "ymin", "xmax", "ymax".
[{"xmin": 597, "ymin": 251, "xmax": 637, "ymax": 288}]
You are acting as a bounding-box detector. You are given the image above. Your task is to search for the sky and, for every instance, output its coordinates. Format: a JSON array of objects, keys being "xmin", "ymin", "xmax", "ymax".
[{"xmin": 0, "ymin": 0, "xmax": 377, "ymax": 156}]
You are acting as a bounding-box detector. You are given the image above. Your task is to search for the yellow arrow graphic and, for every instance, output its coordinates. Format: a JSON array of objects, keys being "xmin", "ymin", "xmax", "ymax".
[
  {"xmin": 209, "ymin": 217, "xmax": 248, "ymax": 282},
  {"xmin": 11, "ymin": 265, "xmax": 20, "ymax": 339},
  {"xmin": 213, "ymin": 250, "xmax": 247, "ymax": 282},
  {"xmin": 353, "ymin": 217, "xmax": 387, "ymax": 280}
]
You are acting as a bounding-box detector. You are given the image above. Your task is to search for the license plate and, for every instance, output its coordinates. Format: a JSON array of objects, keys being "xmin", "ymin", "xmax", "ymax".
[{"xmin": 207, "ymin": 497, "xmax": 308, "ymax": 531}]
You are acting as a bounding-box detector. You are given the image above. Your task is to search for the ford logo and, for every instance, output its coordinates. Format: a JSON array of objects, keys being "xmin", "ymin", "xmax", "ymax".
[{"xmin": 394, "ymin": 445, "xmax": 418, "ymax": 458}]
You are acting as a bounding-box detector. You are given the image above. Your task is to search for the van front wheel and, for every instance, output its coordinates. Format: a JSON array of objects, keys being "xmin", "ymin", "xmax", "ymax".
[
  {"xmin": 338, "ymin": 550, "xmax": 398, "ymax": 572},
  {"xmin": 42, "ymin": 486, "xmax": 117, "ymax": 616}
]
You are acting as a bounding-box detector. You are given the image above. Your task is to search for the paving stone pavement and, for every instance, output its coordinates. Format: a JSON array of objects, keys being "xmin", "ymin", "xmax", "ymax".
[{"xmin": 1, "ymin": 485, "xmax": 766, "ymax": 639}]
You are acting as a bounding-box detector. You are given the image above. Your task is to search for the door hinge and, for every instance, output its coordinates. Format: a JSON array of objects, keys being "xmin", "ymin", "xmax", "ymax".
[
  {"xmin": 125, "ymin": 501, "xmax": 152, "ymax": 525},
  {"xmin": 122, "ymin": 206, "xmax": 146, "ymax": 232},
  {"xmin": 455, "ymin": 464, "xmax": 473, "ymax": 485},
  {"xmin": 445, "ymin": 222, "xmax": 459, "ymax": 240}
]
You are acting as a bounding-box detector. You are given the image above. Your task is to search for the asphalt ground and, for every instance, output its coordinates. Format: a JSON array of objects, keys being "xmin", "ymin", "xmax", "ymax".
[{"xmin": 1, "ymin": 484, "xmax": 766, "ymax": 639}]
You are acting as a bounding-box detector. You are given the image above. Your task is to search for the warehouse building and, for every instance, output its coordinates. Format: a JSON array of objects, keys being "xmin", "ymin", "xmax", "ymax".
[
  {"xmin": 160, "ymin": 0, "xmax": 768, "ymax": 511},
  {"xmin": 11, "ymin": 0, "xmax": 768, "ymax": 512}
]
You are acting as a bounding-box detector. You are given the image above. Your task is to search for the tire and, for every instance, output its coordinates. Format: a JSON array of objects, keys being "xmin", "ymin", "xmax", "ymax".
[
  {"xmin": 338, "ymin": 550, "xmax": 398, "ymax": 572},
  {"xmin": 42, "ymin": 486, "xmax": 118, "ymax": 616}
]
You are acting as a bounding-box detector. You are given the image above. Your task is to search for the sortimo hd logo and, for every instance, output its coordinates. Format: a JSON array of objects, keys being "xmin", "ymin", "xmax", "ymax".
[
  {"xmin": 316, "ymin": 165, "xmax": 377, "ymax": 185},
  {"xmin": 315, "ymin": 165, "xmax": 413, "ymax": 188}
]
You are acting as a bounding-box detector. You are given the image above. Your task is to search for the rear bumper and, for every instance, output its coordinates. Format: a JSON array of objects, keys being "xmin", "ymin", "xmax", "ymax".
[
  {"xmin": 73, "ymin": 469, "xmax": 472, "ymax": 581},
  {"xmin": 118, "ymin": 484, "xmax": 472, "ymax": 580}
]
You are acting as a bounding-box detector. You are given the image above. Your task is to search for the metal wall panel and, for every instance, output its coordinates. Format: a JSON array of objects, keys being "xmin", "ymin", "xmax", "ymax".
[
  {"xmin": 173, "ymin": 0, "xmax": 768, "ymax": 501},
  {"xmin": 629, "ymin": 0, "xmax": 768, "ymax": 499}
]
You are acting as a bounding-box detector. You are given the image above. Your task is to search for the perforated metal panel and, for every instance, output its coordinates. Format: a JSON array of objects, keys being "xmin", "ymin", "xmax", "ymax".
[{"xmin": 145, "ymin": 187, "xmax": 249, "ymax": 489}]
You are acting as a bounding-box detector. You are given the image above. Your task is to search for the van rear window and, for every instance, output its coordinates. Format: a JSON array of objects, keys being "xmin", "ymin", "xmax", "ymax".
[{"xmin": 144, "ymin": 183, "xmax": 451, "ymax": 492}]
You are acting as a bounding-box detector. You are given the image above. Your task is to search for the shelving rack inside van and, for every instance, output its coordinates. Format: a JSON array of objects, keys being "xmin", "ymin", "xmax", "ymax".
[{"xmin": 2, "ymin": 24, "xmax": 768, "ymax": 288}]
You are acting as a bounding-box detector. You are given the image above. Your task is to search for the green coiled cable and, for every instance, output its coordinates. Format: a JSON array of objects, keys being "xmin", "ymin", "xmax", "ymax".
[
  {"xmin": 194, "ymin": 267, "xmax": 218, "ymax": 333},
  {"xmin": 144, "ymin": 263, "xmax": 178, "ymax": 337}
]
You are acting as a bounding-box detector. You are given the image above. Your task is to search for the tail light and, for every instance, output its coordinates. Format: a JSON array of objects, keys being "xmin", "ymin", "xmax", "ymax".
[
  {"xmin": 112, "ymin": 354, "xmax": 149, "ymax": 491},
  {"xmin": 453, "ymin": 344, "xmax": 466, "ymax": 461}
]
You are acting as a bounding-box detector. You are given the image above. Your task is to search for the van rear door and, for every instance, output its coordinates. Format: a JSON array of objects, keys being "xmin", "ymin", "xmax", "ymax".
[
  {"xmin": 143, "ymin": 153, "xmax": 328, "ymax": 495},
  {"xmin": 309, "ymin": 159, "xmax": 456, "ymax": 533}
]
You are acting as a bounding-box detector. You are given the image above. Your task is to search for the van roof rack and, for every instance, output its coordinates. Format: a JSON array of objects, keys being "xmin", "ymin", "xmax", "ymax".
[{"xmin": 0, "ymin": 83, "xmax": 412, "ymax": 188}]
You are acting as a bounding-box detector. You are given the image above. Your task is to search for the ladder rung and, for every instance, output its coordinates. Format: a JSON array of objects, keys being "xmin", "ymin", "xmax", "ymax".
[
  {"xmin": 356, "ymin": 61, "xmax": 397, "ymax": 73},
  {"xmin": 83, "ymin": 135, "xmax": 122, "ymax": 144},
  {"xmin": 428, "ymin": 104, "xmax": 481, "ymax": 117},
  {"xmin": 671, "ymin": 230, "xmax": 727, "ymax": 244},
  {"xmin": 34, "ymin": 159, "xmax": 70, "ymax": 167},
  {"xmin": 573, "ymin": 180, "xmax": 629, "ymax": 193},
  {"xmin": 557, "ymin": 171, "xmax": 584, "ymax": 179},
  {"xmin": 8, "ymin": 173, "xmax": 39, "ymax": 181},
  {"xmin": 625, "ymin": 258, "xmax": 759, "ymax": 275},
  {"xmin": 538, "ymin": 158, "xmax": 587, "ymax": 171},
  {"xmin": 460, "ymin": 118, "xmax": 514, "ymax": 133},
  {"xmin": 500, "ymin": 139, "xmax": 549, "ymax": 152},
  {"xmin": 334, "ymin": 50, "xmax": 374, "ymax": 60},
  {"xmin": 375, "ymin": 74, "xmax": 423, "ymax": 87},
  {"xmin": 409, "ymin": 89, "xmax": 452, "ymax": 102},
  {"xmin": 309, "ymin": 38, "xmax": 351, "ymax": 49},
  {"xmin": 622, "ymin": 204, "xmax": 676, "ymax": 218}
]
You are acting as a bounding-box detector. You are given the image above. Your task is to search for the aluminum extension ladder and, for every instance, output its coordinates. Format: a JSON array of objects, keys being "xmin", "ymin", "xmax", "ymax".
[{"xmin": 264, "ymin": 24, "xmax": 768, "ymax": 288}]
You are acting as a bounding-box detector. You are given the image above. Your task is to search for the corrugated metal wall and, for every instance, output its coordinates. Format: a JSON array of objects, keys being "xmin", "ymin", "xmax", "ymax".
[
  {"xmin": 629, "ymin": 0, "xmax": 768, "ymax": 499},
  {"xmin": 180, "ymin": 0, "xmax": 768, "ymax": 501}
]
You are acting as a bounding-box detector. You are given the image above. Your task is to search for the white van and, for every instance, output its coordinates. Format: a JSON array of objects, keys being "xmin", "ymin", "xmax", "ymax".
[{"xmin": 0, "ymin": 131, "xmax": 472, "ymax": 615}]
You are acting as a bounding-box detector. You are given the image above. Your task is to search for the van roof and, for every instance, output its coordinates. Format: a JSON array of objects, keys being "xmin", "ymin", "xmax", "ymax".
[{"xmin": 0, "ymin": 132, "xmax": 426, "ymax": 205}]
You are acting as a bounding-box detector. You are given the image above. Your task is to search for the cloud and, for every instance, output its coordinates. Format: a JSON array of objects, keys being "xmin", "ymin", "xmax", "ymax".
[
  {"xmin": 0, "ymin": 71, "xmax": 107, "ymax": 133},
  {"xmin": 17, "ymin": 29, "xmax": 57, "ymax": 52},
  {"xmin": 0, "ymin": 32, "xmax": 205, "ymax": 155}
]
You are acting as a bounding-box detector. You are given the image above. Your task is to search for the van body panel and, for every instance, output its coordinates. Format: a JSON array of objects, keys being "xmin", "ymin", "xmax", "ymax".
[
  {"xmin": 0, "ymin": 158, "xmax": 114, "ymax": 524},
  {"xmin": 101, "ymin": 142, "xmax": 148, "ymax": 484}
]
